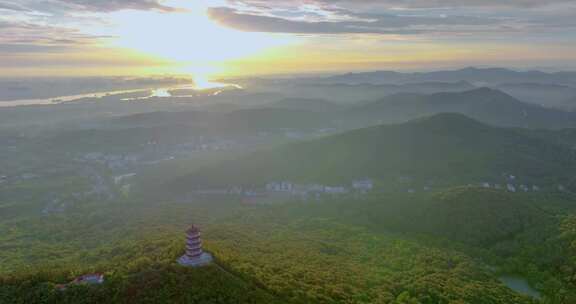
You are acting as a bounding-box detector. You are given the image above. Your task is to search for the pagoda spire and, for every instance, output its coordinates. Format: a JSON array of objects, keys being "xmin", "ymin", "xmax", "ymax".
[{"xmin": 177, "ymin": 224, "xmax": 213, "ymax": 267}]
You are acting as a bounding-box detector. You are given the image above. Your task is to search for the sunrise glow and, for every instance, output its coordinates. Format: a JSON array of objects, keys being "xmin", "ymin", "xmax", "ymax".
[
  {"xmin": 96, "ymin": 1, "xmax": 297, "ymax": 81},
  {"xmin": 2, "ymin": 0, "xmax": 576, "ymax": 78}
]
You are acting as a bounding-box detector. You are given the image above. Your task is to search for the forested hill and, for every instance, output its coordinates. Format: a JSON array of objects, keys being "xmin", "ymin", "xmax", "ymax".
[
  {"xmin": 0, "ymin": 264, "xmax": 281, "ymax": 304},
  {"xmin": 350, "ymin": 88, "xmax": 576, "ymax": 129},
  {"xmin": 422, "ymin": 187, "xmax": 552, "ymax": 246},
  {"xmin": 2, "ymin": 188, "xmax": 559, "ymax": 304},
  {"xmin": 166, "ymin": 113, "xmax": 576, "ymax": 190}
]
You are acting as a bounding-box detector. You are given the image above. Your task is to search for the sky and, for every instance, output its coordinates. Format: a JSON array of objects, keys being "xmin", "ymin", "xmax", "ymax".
[{"xmin": 1, "ymin": 0, "xmax": 576, "ymax": 80}]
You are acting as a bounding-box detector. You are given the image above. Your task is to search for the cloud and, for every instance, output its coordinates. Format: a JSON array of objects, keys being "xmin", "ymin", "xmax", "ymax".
[
  {"xmin": 0, "ymin": 0, "xmax": 180, "ymax": 17},
  {"xmin": 0, "ymin": 44, "xmax": 72, "ymax": 53},
  {"xmin": 1, "ymin": 0, "xmax": 575, "ymax": 76},
  {"xmin": 0, "ymin": 1, "xmax": 32, "ymax": 12},
  {"xmin": 228, "ymin": 0, "xmax": 576, "ymax": 9},
  {"xmin": 209, "ymin": 6, "xmax": 505, "ymax": 35},
  {"xmin": 209, "ymin": 7, "xmax": 430, "ymax": 34},
  {"xmin": 0, "ymin": 20, "xmax": 108, "ymax": 52},
  {"xmin": 55, "ymin": 0, "xmax": 179, "ymax": 13},
  {"xmin": 213, "ymin": 0, "xmax": 576, "ymax": 39}
]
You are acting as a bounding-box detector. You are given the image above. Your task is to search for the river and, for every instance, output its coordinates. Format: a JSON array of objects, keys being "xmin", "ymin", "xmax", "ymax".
[
  {"xmin": 0, "ymin": 88, "xmax": 147, "ymax": 107},
  {"xmin": 0, "ymin": 81, "xmax": 239, "ymax": 107}
]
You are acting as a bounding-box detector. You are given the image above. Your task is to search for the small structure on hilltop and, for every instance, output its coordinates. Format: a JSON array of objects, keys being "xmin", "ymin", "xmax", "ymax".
[
  {"xmin": 56, "ymin": 273, "xmax": 104, "ymax": 291},
  {"xmin": 177, "ymin": 224, "xmax": 213, "ymax": 267}
]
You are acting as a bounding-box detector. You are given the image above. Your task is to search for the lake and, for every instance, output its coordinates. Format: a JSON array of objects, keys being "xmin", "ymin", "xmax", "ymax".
[{"xmin": 499, "ymin": 275, "xmax": 541, "ymax": 299}]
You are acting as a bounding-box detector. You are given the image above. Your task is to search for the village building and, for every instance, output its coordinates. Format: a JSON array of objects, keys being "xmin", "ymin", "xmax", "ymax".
[
  {"xmin": 229, "ymin": 186, "xmax": 243, "ymax": 195},
  {"xmin": 324, "ymin": 186, "xmax": 348, "ymax": 194},
  {"xmin": 507, "ymin": 184, "xmax": 517, "ymax": 192},
  {"xmin": 113, "ymin": 173, "xmax": 136, "ymax": 185},
  {"xmin": 306, "ymin": 184, "xmax": 325, "ymax": 193},
  {"xmin": 352, "ymin": 179, "xmax": 374, "ymax": 193},
  {"xmin": 73, "ymin": 273, "xmax": 105, "ymax": 285},
  {"xmin": 196, "ymin": 189, "xmax": 229, "ymax": 195},
  {"xmin": 265, "ymin": 182, "xmax": 278, "ymax": 192},
  {"xmin": 177, "ymin": 225, "xmax": 213, "ymax": 267},
  {"xmin": 290, "ymin": 184, "xmax": 312, "ymax": 198},
  {"xmin": 266, "ymin": 181, "xmax": 294, "ymax": 192}
]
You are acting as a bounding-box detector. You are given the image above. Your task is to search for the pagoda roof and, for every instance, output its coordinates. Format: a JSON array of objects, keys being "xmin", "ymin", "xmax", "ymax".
[{"xmin": 186, "ymin": 224, "xmax": 201, "ymax": 234}]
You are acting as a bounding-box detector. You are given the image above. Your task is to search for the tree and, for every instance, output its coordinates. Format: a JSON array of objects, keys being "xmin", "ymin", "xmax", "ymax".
[{"xmin": 394, "ymin": 291, "xmax": 421, "ymax": 304}]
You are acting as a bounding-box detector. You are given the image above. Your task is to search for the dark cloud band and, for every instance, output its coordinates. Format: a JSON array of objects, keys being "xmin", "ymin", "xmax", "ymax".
[{"xmin": 209, "ymin": 6, "xmax": 501, "ymax": 35}]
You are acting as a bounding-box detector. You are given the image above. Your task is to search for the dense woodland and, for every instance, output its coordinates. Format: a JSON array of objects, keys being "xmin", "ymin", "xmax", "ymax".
[{"xmin": 2, "ymin": 186, "xmax": 576, "ymax": 303}]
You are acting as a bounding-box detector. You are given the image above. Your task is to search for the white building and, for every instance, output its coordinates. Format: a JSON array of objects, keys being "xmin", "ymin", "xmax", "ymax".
[
  {"xmin": 324, "ymin": 186, "xmax": 348, "ymax": 194},
  {"xmin": 307, "ymin": 184, "xmax": 325, "ymax": 192},
  {"xmin": 266, "ymin": 181, "xmax": 294, "ymax": 192},
  {"xmin": 113, "ymin": 173, "xmax": 136, "ymax": 185},
  {"xmin": 229, "ymin": 186, "xmax": 243, "ymax": 195},
  {"xmin": 352, "ymin": 179, "xmax": 374, "ymax": 193}
]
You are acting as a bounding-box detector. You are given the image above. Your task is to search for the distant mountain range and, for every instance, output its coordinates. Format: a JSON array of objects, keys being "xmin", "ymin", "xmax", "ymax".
[
  {"xmin": 110, "ymin": 88, "xmax": 576, "ymax": 133},
  {"xmin": 234, "ymin": 68, "xmax": 576, "ymax": 108},
  {"xmin": 349, "ymin": 87, "xmax": 576, "ymax": 128},
  {"xmin": 251, "ymin": 80, "xmax": 477, "ymax": 104},
  {"xmin": 495, "ymin": 83, "xmax": 576, "ymax": 110},
  {"xmin": 317, "ymin": 67, "xmax": 576, "ymax": 86},
  {"xmin": 264, "ymin": 98, "xmax": 343, "ymax": 112}
]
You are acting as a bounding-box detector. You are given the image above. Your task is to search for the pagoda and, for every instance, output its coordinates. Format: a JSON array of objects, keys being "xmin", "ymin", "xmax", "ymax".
[{"xmin": 177, "ymin": 224, "xmax": 213, "ymax": 267}]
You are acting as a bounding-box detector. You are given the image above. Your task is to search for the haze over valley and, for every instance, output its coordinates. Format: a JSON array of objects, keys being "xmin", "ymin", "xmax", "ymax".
[{"xmin": 2, "ymin": 1, "xmax": 576, "ymax": 303}]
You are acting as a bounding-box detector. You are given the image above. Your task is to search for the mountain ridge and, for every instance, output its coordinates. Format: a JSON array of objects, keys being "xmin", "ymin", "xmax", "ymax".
[
  {"xmin": 164, "ymin": 112, "xmax": 576, "ymax": 193},
  {"xmin": 351, "ymin": 88, "xmax": 576, "ymax": 128}
]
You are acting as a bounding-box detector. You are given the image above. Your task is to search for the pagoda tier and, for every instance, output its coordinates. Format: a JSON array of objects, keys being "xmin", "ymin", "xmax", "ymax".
[
  {"xmin": 186, "ymin": 241, "xmax": 202, "ymax": 248},
  {"xmin": 178, "ymin": 224, "xmax": 213, "ymax": 267},
  {"xmin": 186, "ymin": 249, "xmax": 203, "ymax": 259},
  {"xmin": 186, "ymin": 242, "xmax": 202, "ymax": 249}
]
